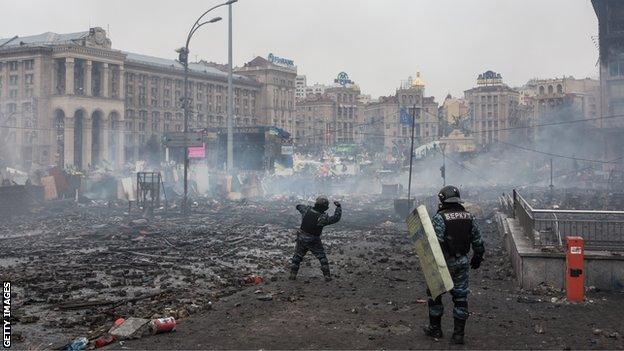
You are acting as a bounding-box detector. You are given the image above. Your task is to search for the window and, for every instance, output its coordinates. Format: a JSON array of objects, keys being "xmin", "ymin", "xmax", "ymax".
[
  {"xmin": 8, "ymin": 61, "xmax": 18, "ymax": 71},
  {"xmin": 24, "ymin": 74, "xmax": 33, "ymax": 85},
  {"xmin": 24, "ymin": 60, "xmax": 34, "ymax": 70},
  {"xmin": 9, "ymin": 75, "xmax": 18, "ymax": 85},
  {"xmin": 9, "ymin": 90, "xmax": 17, "ymax": 99}
]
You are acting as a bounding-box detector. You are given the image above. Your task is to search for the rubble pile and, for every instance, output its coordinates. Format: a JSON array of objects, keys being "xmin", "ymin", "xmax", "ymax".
[{"xmin": 1, "ymin": 195, "xmax": 399, "ymax": 346}]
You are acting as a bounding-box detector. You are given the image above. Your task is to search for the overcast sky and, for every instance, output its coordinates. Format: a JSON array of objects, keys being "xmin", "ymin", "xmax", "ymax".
[{"xmin": 1, "ymin": 0, "xmax": 599, "ymax": 101}]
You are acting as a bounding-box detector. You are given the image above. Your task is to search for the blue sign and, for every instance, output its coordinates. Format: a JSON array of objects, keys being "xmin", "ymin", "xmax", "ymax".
[
  {"xmin": 335, "ymin": 72, "xmax": 352, "ymax": 87},
  {"xmin": 268, "ymin": 53, "xmax": 294, "ymax": 67},
  {"xmin": 400, "ymin": 108, "xmax": 412, "ymax": 125}
]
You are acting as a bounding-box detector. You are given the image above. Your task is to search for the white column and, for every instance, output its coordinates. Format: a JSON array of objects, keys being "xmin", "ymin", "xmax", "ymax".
[
  {"xmin": 102, "ymin": 116, "xmax": 110, "ymax": 164},
  {"xmin": 118, "ymin": 66, "xmax": 125, "ymax": 99},
  {"xmin": 85, "ymin": 60, "xmax": 92, "ymax": 96},
  {"xmin": 82, "ymin": 117, "xmax": 92, "ymax": 168},
  {"xmin": 116, "ymin": 123, "xmax": 125, "ymax": 168},
  {"xmin": 102, "ymin": 63, "xmax": 110, "ymax": 98},
  {"xmin": 64, "ymin": 117, "xmax": 75, "ymax": 167},
  {"xmin": 65, "ymin": 58, "xmax": 74, "ymax": 95}
]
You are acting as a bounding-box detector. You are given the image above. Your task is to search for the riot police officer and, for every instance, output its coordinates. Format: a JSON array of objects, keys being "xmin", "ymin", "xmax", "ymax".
[
  {"xmin": 290, "ymin": 196, "xmax": 342, "ymax": 282},
  {"xmin": 423, "ymin": 185, "xmax": 485, "ymax": 344}
]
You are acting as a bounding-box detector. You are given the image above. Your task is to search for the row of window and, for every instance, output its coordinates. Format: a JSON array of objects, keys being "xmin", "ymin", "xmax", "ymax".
[
  {"xmin": 0, "ymin": 74, "xmax": 34, "ymax": 87},
  {"xmin": 0, "ymin": 60, "xmax": 35, "ymax": 72},
  {"xmin": 272, "ymin": 77, "xmax": 294, "ymax": 87},
  {"xmin": 538, "ymin": 84, "xmax": 564, "ymax": 95}
]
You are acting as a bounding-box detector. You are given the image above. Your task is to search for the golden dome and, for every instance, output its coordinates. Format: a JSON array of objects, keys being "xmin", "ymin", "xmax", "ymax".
[{"xmin": 412, "ymin": 72, "xmax": 425, "ymax": 87}]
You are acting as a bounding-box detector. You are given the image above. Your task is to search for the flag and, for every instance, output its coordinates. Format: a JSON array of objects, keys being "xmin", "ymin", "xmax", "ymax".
[{"xmin": 400, "ymin": 108, "xmax": 412, "ymax": 125}]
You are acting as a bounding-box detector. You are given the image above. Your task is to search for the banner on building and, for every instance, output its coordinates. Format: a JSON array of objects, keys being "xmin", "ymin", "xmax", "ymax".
[
  {"xmin": 188, "ymin": 144, "xmax": 206, "ymax": 158},
  {"xmin": 400, "ymin": 108, "xmax": 412, "ymax": 125}
]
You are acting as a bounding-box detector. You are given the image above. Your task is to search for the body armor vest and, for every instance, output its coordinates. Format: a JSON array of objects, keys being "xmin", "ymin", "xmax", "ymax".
[
  {"xmin": 439, "ymin": 208, "xmax": 472, "ymax": 257},
  {"xmin": 300, "ymin": 209, "xmax": 323, "ymax": 236}
]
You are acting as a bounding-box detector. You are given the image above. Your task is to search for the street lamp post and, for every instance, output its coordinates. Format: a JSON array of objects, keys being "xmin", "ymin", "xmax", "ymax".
[
  {"xmin": 226, "ymin": 2, "xmax": 234, "ymax": 174},
  {"xmin": 178, "ymin": 0, "xmax": 236, "ymax": 213}
]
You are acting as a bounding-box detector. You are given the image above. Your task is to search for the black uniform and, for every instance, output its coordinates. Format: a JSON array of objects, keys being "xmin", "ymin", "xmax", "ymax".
[
  {"xmin": 290, "ymin": 203, "xmax": 341, "ymax": 279},
  {"xmin": 424, "ymin": 186, "xmax": 485, "ymax": 344}
]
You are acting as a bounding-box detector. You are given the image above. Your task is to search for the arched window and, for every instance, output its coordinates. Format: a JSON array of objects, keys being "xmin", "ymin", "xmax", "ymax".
[
  {"xmin": 539, "ymin": 86, "xmax": 545, "ymax": 95},
  {"xmin": 557, "ymin": 84, "xmax": 563, "ymax": 94},
  {"xmin": 548, "ymin": 85, "xmax": 554, "ymax": 94}
]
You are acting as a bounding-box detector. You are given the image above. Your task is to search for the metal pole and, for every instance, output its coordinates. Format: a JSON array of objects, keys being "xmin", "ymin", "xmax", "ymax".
[
  {"xmin": 550, "ymin": 157, "xmax": 554, "ymax": 189},
  {"xmin": 183, "ymin": 53, "xmax": 189, "ymax": 213},
  {"xmin": 407, "ymin": 104, "xmax": 416, "ymax": 203},
  {"xmin": 443, "ymin": 149, "xmax": 446, "ymax": 186},
  {"xmin": 226, "ymin": 3, "xmax": 234, "ymax": 174}
]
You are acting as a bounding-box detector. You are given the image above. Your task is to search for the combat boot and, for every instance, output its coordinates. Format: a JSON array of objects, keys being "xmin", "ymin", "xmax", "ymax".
[
  {"xmin": 423, "ymin": 315, "xmax": 443, "ymax": 339},
  {"xmin": 451, "ymin": 318, "xmax": 466, "ymax": 344},
  {"xmin": 321, "ymin": 266, "xmax": 332, "ymax": 282}
]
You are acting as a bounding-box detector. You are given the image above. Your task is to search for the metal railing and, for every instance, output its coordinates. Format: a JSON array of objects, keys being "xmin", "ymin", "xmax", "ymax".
[{"xmin": 503, "ymin": 189, "xmax": 624, "ymax": 251}]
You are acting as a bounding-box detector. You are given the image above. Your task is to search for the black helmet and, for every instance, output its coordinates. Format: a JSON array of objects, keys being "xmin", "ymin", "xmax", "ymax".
[
  {"xmin": 438, "ymin": 185, "xmax": 463, "ymax": 204},
  {"xmin": 314, "ymin": 196, "xmax": 329, "ymax": 212}
]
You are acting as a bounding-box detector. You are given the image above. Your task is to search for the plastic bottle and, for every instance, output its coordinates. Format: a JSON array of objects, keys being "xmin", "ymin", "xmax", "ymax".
[{"xmin": 65, "ymin": 337, "xmax": 89, "ymax": 351}]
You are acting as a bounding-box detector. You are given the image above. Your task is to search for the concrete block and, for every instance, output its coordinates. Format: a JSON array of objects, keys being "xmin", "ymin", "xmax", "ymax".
[{"xmin": 110, "ymin": 317, "xmax": 150, "ymax": 339}]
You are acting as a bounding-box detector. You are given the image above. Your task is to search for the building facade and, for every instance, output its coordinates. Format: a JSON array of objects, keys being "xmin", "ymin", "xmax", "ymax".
[
  {"xmin": 294, "ymin": 95, "xmax": 335, "ymax": 151},
  {"xmin": 362, "ymin": 74, "xmax": 439, "ymax": 157},
  {"xmin": 0, "ymin": 28, "xmax": 286, "ymax": 171},
  {"xmin": 440, "ymin": 94, "xmax": 469, "ymax": 137},
  {"xmin": 362, "ymin": 96, "xmax": 398, "ymax": 154},
  {"xmin": 293, "ymin": 81, "xmax": 363, "ymax": 152},
  {"xmin": 0, "ymin": 29, "xmax": 126, "ymax": 170},
  {"xmin": 464, "ymin": 71, "xmax": 520, "ymax": 147},
  {"xmin": 593, "ymin": 0, "xmax": 624, "ymax": 170},
  {"xmin": 532, "ymin": 77, "xmax": 600, "ymax": 123},
  {"xmin": 235, "ymin": 56, "xmax": 297, "ymax": 134},
  {"xmin": 295, "ymin": 74, "xmax": 306, "ymax": 100}
]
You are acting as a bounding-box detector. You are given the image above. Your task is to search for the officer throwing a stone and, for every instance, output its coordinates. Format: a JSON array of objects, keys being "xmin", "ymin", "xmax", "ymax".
[
  {"xmin": 423, "ymin": 186, "xmax": 485, "ymax": 344},
  {"xmin": 290, "ymin": 196, "xmax": 342, "ymax": 282}
]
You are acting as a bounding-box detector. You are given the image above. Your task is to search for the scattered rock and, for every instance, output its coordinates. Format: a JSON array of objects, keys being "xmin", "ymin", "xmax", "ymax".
[
  {"xmin": 534, "ymin": 324, "xmax": 544, "ymax": 334},
  {"xmin": 256, "ymin": 294, "xmax": 273, "ymax": 301}
]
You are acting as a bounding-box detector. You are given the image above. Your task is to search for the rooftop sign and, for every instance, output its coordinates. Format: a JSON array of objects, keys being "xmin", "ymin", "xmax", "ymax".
[
  {"xmin": 268, "ymin": 53, "xmax": 294, "ymax": 67},
  {"xmin": 334, "ymin": 72, "xmax": 353, "ymax": 87}
]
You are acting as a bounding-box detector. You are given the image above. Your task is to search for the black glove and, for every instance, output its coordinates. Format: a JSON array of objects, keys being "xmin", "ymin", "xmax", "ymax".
[
  {"xmin": 470, "ymin": 253, "xmax": 483, "ymax": 269},
  {"xmin": 333, "ymin": 201, "xmax": 341, "ymax": 207}
]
